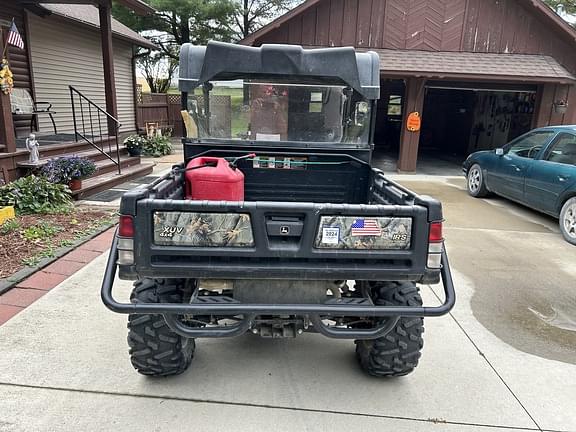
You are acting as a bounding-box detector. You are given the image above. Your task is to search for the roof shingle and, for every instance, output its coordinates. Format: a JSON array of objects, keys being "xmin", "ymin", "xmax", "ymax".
[
  {"xmin": 365, "ymin": 49, "xmax": 575, "ymax": 83},
  {"xmin": 40, "ymin": 4, "xmax": 156, "ymax": 50}
]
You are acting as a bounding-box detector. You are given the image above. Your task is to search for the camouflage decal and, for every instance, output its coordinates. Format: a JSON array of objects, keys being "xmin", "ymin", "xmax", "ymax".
[
  {"xmin": 314, "ymin": 216, "xmax": 412, "ymax": 250},
  {"xmin": 154, "ymin": 212, "xmax": 254, "ymax": 247}
]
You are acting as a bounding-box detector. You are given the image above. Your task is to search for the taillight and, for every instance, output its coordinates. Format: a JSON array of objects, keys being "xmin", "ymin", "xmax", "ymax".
[
  {"xmin": 427, "ymin": 221, "xmax": 443, "ymax": 269},
  {"xmin": 429, "ymin": 222, "xmax": 443, "ymax": 243},
  {"xmin": 117, "ymin": 215, "xmax": 135, "ymax": 265},
  {"xmin": 119, "ymin": 215, "xmax": 134, "ymax": 237}
]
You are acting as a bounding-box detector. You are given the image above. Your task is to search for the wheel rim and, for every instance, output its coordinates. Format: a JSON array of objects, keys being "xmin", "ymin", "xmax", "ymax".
[
  {"xmin": 468, "ymin": 167, "xmax": 481, "ymax": 193},
  {"xmin": 563, "ymin": 202, "xmax": 576, "ymax": 239}
]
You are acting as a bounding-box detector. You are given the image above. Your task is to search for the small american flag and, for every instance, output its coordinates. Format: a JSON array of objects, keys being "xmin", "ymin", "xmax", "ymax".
[
  {"xmin": 351, "ymin": 218, "xmax": 382, "ymax": 236},
  {"xmin": 7, "ymin": 21, "xmax": 24, "ymax": 50}
]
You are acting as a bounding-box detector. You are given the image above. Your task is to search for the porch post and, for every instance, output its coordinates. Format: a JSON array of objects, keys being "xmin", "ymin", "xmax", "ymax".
[
  {"xmin": 398, "ymin": 78, "xmax": 426, "ymax": 172},
  {"xmin": 98, "ymin": 0, "xmax": 118, "ymax": 135},
  {"xmin": 0, "ymin": 29, "xmax": 16, "ymax": 153}
]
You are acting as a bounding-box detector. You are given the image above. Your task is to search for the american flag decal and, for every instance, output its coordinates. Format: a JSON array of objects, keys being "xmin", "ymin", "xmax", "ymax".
[
  {"xmin": 7, "ymin": 21, "xmax": 24, "ymax": 50},
  {"xmin": 351, "ymin": 218, "xmax": 382, "ymax": 236}
]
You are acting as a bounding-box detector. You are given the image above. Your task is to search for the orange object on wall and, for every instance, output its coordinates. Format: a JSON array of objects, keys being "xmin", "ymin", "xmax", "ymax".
[{"xmin": 406, "ymin": 112, "xmax": 421, "ymax": 132}]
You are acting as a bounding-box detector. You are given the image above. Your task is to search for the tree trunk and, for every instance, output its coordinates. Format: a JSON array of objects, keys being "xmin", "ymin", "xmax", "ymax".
[
  {"xmin": 181, "ymin": 15, "xmax": 190, "ymax": 44},
  {"xmin": 243, "ymin": 0, "xmax": 249, "ymax": 38}
]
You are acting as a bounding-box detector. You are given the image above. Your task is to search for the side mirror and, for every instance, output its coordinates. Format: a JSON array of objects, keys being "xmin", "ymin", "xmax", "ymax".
[{"xmin": 495, "ymin": 148, "xmax": 504, "ymax": 156}]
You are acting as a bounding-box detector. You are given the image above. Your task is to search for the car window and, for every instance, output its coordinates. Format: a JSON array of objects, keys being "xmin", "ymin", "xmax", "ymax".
[
  {"xmin": 507, "ymin": 131, "xmax": 556, "ymax": 159},
  {"xmin": 544, "ymin": 133, "xmax": 576, "ymax": 166}
]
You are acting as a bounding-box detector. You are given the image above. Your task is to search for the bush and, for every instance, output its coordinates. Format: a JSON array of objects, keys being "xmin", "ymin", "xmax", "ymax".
[
  {"xmin": 42, "ymin": 156, "xmax": 97, "ymax": 184},
  {"xmin": 0, "ymin": 175, "xmax": 72, "ymax": 214},
  {"xmin": 143, "ymin": 135, "xmax": 172, "ymax": 157},
  {"xmin": 123, "ymin": 134, "xmax": 146, "ymax": 151}
]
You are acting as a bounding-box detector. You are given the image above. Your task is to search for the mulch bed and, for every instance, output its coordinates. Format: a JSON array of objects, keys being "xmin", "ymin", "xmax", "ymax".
[{"xmin": 0, "ymin": 208, "xmax": 116, "ymax": 279}]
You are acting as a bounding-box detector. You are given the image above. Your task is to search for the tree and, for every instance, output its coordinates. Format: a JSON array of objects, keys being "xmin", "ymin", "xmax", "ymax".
[
  {"xmin": 112, "ymin": 0, "xmax": 303, "ymax": 92},
  {"xmin": 139, "ymin": 53, "xmax": 177, "ymax": 93},
  {"xmin": 231, "ymin": 0, "xmax": 304, "ymax": 40},
  {"xmin": 542, "ymin": 0, "xmax": 576, "ymax": 22},
  {"xmin": 113, "ymin": 0, "xmax": 236, "ymax": 60}
]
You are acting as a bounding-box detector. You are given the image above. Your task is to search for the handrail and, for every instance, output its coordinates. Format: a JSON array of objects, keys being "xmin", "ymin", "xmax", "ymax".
[{"xmin": 69, "ymin": 85, "xmax": 122, "ymax": 175}]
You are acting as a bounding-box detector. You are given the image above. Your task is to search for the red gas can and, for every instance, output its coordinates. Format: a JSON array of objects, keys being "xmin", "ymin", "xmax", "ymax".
[{"xmin": 185, "ymin": 156, "xmax": 245, "ymax": 200}]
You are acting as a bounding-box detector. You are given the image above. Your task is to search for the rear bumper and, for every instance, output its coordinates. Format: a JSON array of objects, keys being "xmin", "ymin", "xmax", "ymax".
[{"xmin": 102, "ymin": 233, "xmax": 456, "ymax": 323}]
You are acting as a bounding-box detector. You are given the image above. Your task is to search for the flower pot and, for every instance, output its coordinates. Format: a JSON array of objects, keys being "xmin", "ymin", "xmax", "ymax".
[
  {"xmin": 554, "ymin": 104, "xmax": 568, "ymax": 115},
  {"xmin": 69, "ymin": 179, "xmax": 82, "ymax": 191},
  {"xmin": 127, "ymin": 147, "xmax": 142, "ymax": 157}
]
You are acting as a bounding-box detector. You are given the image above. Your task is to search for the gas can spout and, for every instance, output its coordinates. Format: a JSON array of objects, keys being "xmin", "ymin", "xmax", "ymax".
[{"xmin": 229, "ymin": 153, "xmax": 256, "ymax": 170}]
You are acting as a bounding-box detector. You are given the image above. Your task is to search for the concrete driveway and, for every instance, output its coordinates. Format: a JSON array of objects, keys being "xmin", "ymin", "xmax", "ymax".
[{"xmin": 1, "ymin": 176, "xmax": 575, "ymax": 432}]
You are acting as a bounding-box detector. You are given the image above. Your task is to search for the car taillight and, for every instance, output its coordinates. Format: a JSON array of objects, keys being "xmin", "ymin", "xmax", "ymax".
[
  {"xmin": 427, "ymin": 221, "xmax": 443, "ymax": 269},
  {"xmin": 429, "ymin": 222, "xmax": 443, "ymax": 243},
  {"xmin": 119, "ymin": 215, "xmax": 134, "ymax": 237},
  {"xmin": 117, "ymin": 215, "xmax": 135, "ymax": 265}
]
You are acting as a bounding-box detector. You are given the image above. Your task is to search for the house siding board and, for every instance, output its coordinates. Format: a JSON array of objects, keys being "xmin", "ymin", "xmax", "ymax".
[
  {"xmin": 355, "ymin": 0, "xmax": 373, "ymax": 47},
  {"xmin": 315, "ymin": 1, "xmax": 330, "ymax": 46},
  {"xmin": 370, "ymin": 0, "xmax": 386, "ymax": 48},
  {"xmin": 28, "ymin": 14, "xmax": 135, "ymax": 135},
  {"xmin": 300, "ymin": 7, "xmax": 317, "ymax": 45},
  {"xmin": 328, "ymin": 0, "xmax": 345, "ymax": 47},
  {"xmin": 288, "ymin": 14, "xmax": 303, "ymax": 44},
  {"xmin": 341, "ymin": 0, "xmax": 359, "ymax": 46}
]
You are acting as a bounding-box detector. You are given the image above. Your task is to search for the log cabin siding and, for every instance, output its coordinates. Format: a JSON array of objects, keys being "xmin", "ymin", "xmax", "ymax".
[{"xmin": 28, "ymin": 14, "xmax": 136, "ymax": 134}]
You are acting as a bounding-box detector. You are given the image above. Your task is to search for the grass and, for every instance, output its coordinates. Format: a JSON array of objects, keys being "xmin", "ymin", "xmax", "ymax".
[{"xmin": 192, "ymin": 87, "xmax": 250, "ymax": 138}]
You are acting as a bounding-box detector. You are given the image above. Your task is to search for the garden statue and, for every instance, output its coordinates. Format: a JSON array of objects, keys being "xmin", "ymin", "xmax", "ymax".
[{"xmin": 25, "ymin": 133, "xmax": 40, "ymax": 164}]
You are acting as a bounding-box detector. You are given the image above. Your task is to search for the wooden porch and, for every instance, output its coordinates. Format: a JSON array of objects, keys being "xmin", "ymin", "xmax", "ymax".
[{"xmin": 0, "ymin": 0, "xmax": 155, "ymax": 197}]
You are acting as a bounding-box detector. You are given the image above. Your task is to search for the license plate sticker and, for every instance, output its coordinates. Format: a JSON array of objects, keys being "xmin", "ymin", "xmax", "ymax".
[{"xmin": 321, "ymin": 227, "xmax": 340, "ymax": 245}]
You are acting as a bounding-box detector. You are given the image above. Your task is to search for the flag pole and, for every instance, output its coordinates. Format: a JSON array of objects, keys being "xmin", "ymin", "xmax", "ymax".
[{"xmin": 1, "ymin": 19, "xmax": 14, "ymax": 59}]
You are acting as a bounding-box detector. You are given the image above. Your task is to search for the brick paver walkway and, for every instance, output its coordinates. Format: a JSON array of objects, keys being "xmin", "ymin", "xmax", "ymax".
[{"xmin": 0, "ymin": 227, "xmax": 115, "ymax": 325}]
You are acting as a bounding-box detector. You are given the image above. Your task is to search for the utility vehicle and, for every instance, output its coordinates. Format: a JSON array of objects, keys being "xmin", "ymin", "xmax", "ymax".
[{"xmin": 102, "ymin": 41, "xmax": 455, "ymax": 377}]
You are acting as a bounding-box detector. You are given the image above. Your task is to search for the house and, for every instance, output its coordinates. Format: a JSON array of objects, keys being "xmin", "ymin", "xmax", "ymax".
[
  {"xmin": 0, "ymin": 0, "xmax": 156, "ymax": 196},
  {"xmin": 240, "ymin": 0, "xmax": 576, "ymax": 172}
]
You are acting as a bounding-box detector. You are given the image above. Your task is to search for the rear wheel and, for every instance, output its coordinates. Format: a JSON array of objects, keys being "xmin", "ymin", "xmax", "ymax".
[
  {"xmin": 355, "ymin": 281, "xmax": 424, "ymax": 377},
  {"xmin": 559, "ymin": 197, "xmax": 576, "ymax": 245},
  {"xmin": 467, "ymin": 164, "xmax": 489, "ymax": 197},
  {"xmin": 127, "ymin": 279, "xmax": 195, "ymax": 376}
]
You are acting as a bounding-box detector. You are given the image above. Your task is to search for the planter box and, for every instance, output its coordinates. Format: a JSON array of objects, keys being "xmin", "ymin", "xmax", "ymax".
[{"xmin": 0, "ymin": 206, "xmax": 15, "ymax": 225}]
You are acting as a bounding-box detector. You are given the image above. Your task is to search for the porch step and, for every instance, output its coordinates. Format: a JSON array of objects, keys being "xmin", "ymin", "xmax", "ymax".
[{"xmin": 71, "ymin": 162, "xmax": 155, "ymax": 200}]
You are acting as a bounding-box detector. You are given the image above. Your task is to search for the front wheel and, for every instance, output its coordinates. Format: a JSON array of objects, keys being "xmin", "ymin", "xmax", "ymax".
[
  {"xmin": 467, "ymin": 164, "xmax": 489, "ymax": 197},
  {"xmin": 127, "ymin": 279, "xmax": 195, "ymax": 376},
  {"xmin": 559, "ymin": 197, "xmax": 576, "ymax": 245},
  {"xmin": 355, "ymin": 281, "xmax": 424, "ymax": 377}
]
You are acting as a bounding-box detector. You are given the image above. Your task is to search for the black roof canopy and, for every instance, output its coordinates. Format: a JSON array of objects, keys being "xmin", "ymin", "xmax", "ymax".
[{"xmin": 179, "ymin": 41, "xmax": 380, "ymax": 99}]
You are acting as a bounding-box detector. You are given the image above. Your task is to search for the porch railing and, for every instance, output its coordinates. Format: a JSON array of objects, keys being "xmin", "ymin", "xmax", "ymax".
[{"xmin": 69, "ymin": 86, "xmax": 122, "ymax": 174}]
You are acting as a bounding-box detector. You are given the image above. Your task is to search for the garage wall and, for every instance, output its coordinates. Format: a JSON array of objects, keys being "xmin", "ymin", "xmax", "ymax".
[{"xmin": 28, "ymin": 14, "xmax": 136, "ymax": 135}]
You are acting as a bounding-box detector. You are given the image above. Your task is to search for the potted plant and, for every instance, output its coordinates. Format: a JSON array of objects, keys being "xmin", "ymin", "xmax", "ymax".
[
  {"xmin": 123, "ymin": 134, "xmax": 146, "ymax": 156},
  {"xmin": 41, "ymin": 156, "xmax": 97, "ymax": 191},
  {"xmin": 554, "ymin": 100, "xmax": 569, "ymax": 115}
]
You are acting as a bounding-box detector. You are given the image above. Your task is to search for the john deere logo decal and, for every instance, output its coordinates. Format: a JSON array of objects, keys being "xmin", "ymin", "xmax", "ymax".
[{"xmin": 280, "ymin": 226, "xmax": 290, "ymax": 235}]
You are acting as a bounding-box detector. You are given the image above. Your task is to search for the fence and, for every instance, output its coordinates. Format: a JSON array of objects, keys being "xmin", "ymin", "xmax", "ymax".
[
  {"xmin": 136, "ymin": 87, "xmax": 184, "ymax": 137},
  {"xmin": 136, "ymin": 87, "xmax": 232, "ymax": 139}
]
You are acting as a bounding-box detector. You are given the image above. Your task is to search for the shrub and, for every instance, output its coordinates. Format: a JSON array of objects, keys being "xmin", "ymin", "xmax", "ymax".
[
  {"xmin": 0, "ymin": 175, "xmax": 72, "ymax": 214},
  {"xmin": 123, "ymin": 134, "xmax": 147, "ymax": 151},
  {"xmin": 42, "ymin": 156, "xmax": 97, "ymax": 184},
  {"xmin": 143, "ymin": 135, "xmax": 172, "ymax": 157}
]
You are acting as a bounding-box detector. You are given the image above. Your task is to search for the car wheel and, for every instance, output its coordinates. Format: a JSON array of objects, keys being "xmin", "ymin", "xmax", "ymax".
[
  {"xmin": 467, "ymin": 164, "xmax": 489, "ymax": 197},
  {"xmin": 559, "ymin": 197, "xmax": 576, "ymax": 245}
]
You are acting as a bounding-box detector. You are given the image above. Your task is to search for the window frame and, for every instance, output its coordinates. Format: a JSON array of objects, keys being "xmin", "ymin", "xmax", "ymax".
[{"xmin": 542, "ymin": 132, "xmax": 576, "ymax": 165}]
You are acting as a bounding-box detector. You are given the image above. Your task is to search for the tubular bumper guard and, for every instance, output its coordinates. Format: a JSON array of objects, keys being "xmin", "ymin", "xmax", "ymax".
[{"xmin": 101, "ymin": 233, "xmax": 456, "ymax": 339}]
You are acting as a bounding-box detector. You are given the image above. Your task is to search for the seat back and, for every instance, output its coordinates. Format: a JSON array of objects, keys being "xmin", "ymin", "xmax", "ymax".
[{"xmin": 10, "ymin": 88, "xmax": 34, "ymax": 114}]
